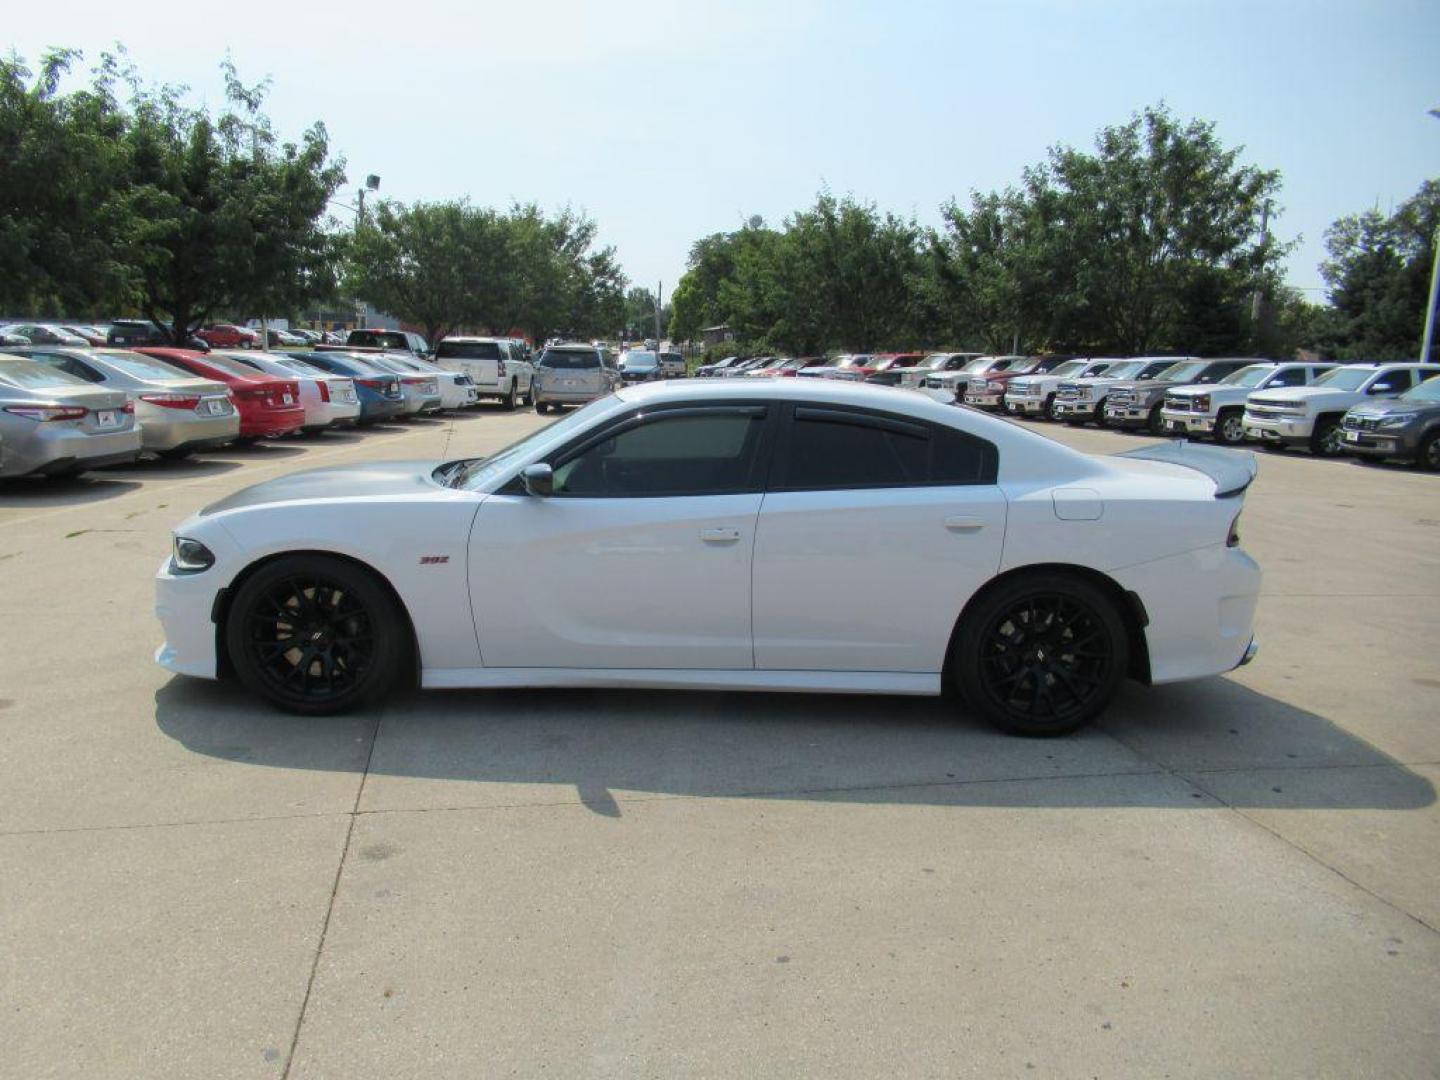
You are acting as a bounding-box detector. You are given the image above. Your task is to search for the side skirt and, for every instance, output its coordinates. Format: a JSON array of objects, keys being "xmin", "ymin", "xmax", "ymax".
[{"xmin": 421, "ymin": 667, "xmax": 942, "ymax": 696}]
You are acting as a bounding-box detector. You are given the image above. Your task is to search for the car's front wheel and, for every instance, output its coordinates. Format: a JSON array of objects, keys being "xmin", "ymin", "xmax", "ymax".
[
  {"xmin": 1214, "ymin": 409, "xmax": 1246, "ymax": 446},
  {"xmin": 1042, "ymin": 394, "xmax": 1058, "ymax": 421},
  {"xmin": 226, "ymin": 554, "xmax": 406, "ymax": 715},
  {"xmin": 953, "ymin": 573, "xmax": 1128, "ymax": 736},
  {"xmin": 1419, "ymin": 431, "xmax": 1440, "ymax": 472},
  {"xmin": 1146, "ymin": 403, "xmax": 1165, "ymax": 435},
  {"xmin": 503, "ymin": 381, "xmax": 518, "ymax": 411}
]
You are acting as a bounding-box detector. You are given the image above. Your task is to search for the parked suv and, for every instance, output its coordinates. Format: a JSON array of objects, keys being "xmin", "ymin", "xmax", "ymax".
[
  {"xmin": 1340, "ymin": 374, "xmax": 1440, "ymax": 469},
  {"xmin": 435, "ymin": 337, "xmax": 532, "ymax": 409},
  {"xmin": 1243, "ymin": 362, "xmax": 1440, "ymax": 456},
  {"xmin": 658, "ymin": 350, "xmax": 687, "ymax": 378},
  {"xmin": 1156, "ymin": 361, "xmax": 1335, "ymax": 443},
  {"xmin": 532, "ymin": 344, "xmax": 618, "ymax": 413},
  {"xmin": 344, "ymin": 328, "xmax": 431, "ymax": 359},
  {"xmin": 195, "ymin": 323, "xmax": 259, "ymax": 349},
  {"xmin": 106, "ymin": 319, "xmax": 210, "ymax": 351}
]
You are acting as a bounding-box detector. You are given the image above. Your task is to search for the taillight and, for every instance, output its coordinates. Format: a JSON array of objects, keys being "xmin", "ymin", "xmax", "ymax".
[
  {"xmin": 139, "ymin": 393, "xmax": 202, "ymax": 409},
  {"xmin": 121, "ymin": 401, "xmax": 135, "ymax": 414},
  {"xmin": 4, "ymin": 405, "xmax": 87, "ymax": 421},
  {"xmin": 235, "ymin": 388, "xmax": 266, "ymax": 401},
  {"xmin": 317, "ymin": 381, "xmax": 330, "ymax": 402},
  {"xmin": 497, "ymin": 359, "xmax": 507, "ymax": 377},
  {"xmin": 356, "ymin": 378, "xmax": 382, "ymax": 389}
]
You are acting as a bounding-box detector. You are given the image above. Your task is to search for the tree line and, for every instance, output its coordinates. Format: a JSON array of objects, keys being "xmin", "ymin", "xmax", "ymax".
[
  {"xmin": 671, "ymin": 107, "xmax": 1439, "ymax": 362},
  {"xmin": 0, "ymin": 49, "xmax": 624, "ymax": 345}
]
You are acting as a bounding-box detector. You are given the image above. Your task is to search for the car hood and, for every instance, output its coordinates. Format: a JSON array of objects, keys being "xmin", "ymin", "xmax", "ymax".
[
  {"xmin": 1249, "ymin": 386, "xmax": 1354, "ymax": 403},
  {"xmin": 200, "ymin": 460, "xmax": 445, "ymax": 516},
  {"xmin": 1347, "ymin": 398, "xmax": 1440, "ymax": 417},
  {"xmin": 1107, "ymin": 379, "xmax": 1173, "ymax": 393}
]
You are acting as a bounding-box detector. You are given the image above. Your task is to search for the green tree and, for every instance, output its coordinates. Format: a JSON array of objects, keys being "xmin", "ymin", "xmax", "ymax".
[
  {"xmin": 1321, "ymin": 180, "xmax": 1439, "ymax": 360},
  {"xmin": 345, "ymin": 199, "xmax": 508, "ymax": 344}
]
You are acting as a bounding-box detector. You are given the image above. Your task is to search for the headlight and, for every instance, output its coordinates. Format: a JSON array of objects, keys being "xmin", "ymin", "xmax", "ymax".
[
  {"xmin": 1378, "ymin": 412, "xmax": 1418, "ymax": 429},
  {"xmin": 171, "ymin": 536, "xmax": 215, "ymax": 573},
  {"xmin": 1194, "ymin": 394, "xmax": 1211, "ymax": 411}
]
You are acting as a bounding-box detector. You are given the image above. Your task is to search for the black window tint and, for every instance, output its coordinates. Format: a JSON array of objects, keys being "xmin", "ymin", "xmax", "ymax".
[
  {"xmin": 35, "ymin": 354, "xmax": 103, "ymax": 382},
  {"xmin": 552, "ymin": 409, "xmax": 765, "ymax": 497},
  {"xmin": 1268, "ymin": 367, "xmax": 1307, "ymax": 387},
  {"xmin": 781, "ymin": 408, "xmax": 996, "ymax": 490},
  {"xmin": 437, "ymin": 341, "xmax": 503, "ymax": 360},
  {"xmin": 1373, "ymin": 370, "xmax": 1413, "ymax": 393}
]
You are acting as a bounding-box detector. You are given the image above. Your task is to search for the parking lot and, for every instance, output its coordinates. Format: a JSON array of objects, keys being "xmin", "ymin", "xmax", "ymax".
[{"xmin": 2, "ymin": 408, "xmax": 1438, "ymax": 1078}]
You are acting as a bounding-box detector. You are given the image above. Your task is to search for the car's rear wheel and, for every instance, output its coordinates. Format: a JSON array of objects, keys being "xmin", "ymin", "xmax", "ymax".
[
  {"xmin": 1214, "ymin": 409, "xmax": 1246, "ymax": 446},
  {"xmin": 226, "ymin": 555, "xmax": 406, "ymax": 715},
  {"xmin": 953, "ymin": 574, "xmax": 1128, "ymax": 736},
  {"xmin": 535, "ymin": 398, "xmax": 549, "ymax": 414},
  {"xmin": 503, "ymin": 382, "xmax": 518, "ymax": 411},
  {"xmin": 1310, "ymin": 417, "xmax": 1343, "ymax": 457}
]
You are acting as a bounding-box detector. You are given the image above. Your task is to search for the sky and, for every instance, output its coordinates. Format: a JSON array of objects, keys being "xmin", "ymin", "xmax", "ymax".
[{"xmin": 7, "ymin": 0, "xmax": 1439, "ymax": 302}]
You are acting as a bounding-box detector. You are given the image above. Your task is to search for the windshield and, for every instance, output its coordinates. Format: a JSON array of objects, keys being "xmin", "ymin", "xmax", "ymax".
[
  {"xmin": 619, "ymin": 351, "xmax": 658, "ymax": 369},
  {"xmin": 919, "ymin": 354, "xmax": 953, "ymax": 369},
  {"xmin": 437, "ymin": 340, "xmax": 502, "ymax": 360},
  {"xmin": 365, "ymin": 355, "xmax": 417, "ymax": 375},
  {"xmin": 1135, "ymin": 360, "xmax": 1175, "ymax": 379},
  {"xmin": 443, "ymin": 399, "xmax": 610, "ymax": 489},
  {"xmin": 1401, "ymin": 375, "xmax": 1440, "ymax": 402},
  {"xmin": 1220, "ymin": 365, "xmax": 1275, "ymax": 388},
  {"xmin": 1153, "ymin": 360, "xmax": 1206, "ymax": 383},
  {"xmin": 274, "ymin": 357, "xmax": 331, "ymax": 377},
  {"xmin": 540, "ymin": 349, "xmax": 599, "ymax": 369},
  {"xmin": 350, "ymin": 331, "xmax": 411, "ymax": 350},
  {"xmin": 1043, "ymin": 360, "xmax": 1086, "ymax": 378},
  {"xmin": 96, "ymin": 349, "xmax": 205, "ymax": 382},
  {"xmin": 1313, "ymin": 366, "xmax": 1375, "ymax": 391},
  {"xmin": 961, "ymin": 356, "xmax": 993, "ymax": 372},
  {"xmin": 0, "ymin": 357, "xmax": 90, "ymax": 389},
  {"xmin": 1092, "ymin": 361, "xmax": 1143, "ymax": 379}
]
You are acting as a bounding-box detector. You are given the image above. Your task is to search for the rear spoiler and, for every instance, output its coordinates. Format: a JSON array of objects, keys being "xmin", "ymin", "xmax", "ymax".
[{"xmin": 1114, "ymin": 440, "xmax": 1257, "ymax": 498}]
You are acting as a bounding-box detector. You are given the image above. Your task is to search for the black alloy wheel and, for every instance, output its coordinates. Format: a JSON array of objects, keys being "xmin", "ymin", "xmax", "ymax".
[
  {"xmin": 1215, "ymin": 410, "xmax": 1246, "ymax": 446},
  {"xmin": 955, "ymin": 574, "xmax": 1127, "ymax": 736},
  {"xmin": 226, "ymin": 555, "xmax": 405, "ymax": 715}
]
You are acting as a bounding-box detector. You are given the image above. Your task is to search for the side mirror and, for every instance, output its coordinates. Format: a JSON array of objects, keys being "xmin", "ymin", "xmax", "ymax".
[
  {"xmin": 1370, "ymin": 383, "xmax": 1392, "ymax": 394},
  {"xmin": 522, "ymin": 463, "xmax": 553, "ymax": 497}
]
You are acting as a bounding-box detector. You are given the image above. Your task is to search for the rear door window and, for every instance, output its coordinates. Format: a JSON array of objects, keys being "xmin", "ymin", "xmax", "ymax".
[{"xmin": 775, "ymin": 406, "xmax": 997, "ymax": 490}]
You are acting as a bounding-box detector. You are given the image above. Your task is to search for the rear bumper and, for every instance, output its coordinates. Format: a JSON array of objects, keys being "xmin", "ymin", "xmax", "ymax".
[
  {"xmin": 1112, "ymin": 544, "xmax": 1262, "ymax": 684},
  {"xmin": 140, "ymin": 412, "xmax": 241, "ymax": 452},
  {"xmin": 357, "ymin": 396, "xmax": 405, "ymax": 422},
  {"xmin": 237, "ymin": 405, "xmax": 306, "ymax": 438},
  {"xmin": 0, "ymin": 425, "xmax": 143, "ymax": 477}
]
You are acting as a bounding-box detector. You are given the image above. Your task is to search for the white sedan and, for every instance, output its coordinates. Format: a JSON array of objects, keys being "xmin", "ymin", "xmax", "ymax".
[{"xmin": 155, "ymin": 380, "xmax": 1262, "ymax": 735}]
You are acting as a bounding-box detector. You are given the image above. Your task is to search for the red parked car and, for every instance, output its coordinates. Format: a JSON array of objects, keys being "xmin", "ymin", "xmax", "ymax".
[
  {"xmin": 138, "ymin": 349, "xmax": 305, "ymax": 438},
  {"xmin": 194, "ymin": 323, "xmax": 259, "ymax": 349}
]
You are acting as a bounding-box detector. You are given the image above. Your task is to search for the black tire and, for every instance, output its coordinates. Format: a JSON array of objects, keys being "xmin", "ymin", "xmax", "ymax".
[
  {"xmin": 502, "ymin": 381, "xmax": 518, "ymax": 411},
  {"xmin": 226, "ymin": 554, "xmax": 406, "ymax": 715},
  {"xmin": 1043, "ymin": 394, "xmax": 1058, "ymax": 421},
  {"xmin": 1094, "ymin": 406, "xmax": 1109, "ymax": 429},
  {"xmin": 1146, "ymin": 403, "xmax": 1165, "ymax": 435},
  {"xmin": 1310, "ymin": 417, "xmax": 1343, "ymax": 457},
  {"xmin": 1419, "ymin": 431, "xmax": 1440, "ymax": 472},
  {"xmin": 952, "ymin": 573, "xmax": 1128, "ymax": 737},
  {"xmin": 534, "ymin": 398, "xmax": 549, "ymax": 415},
  {"xmin": 522, "ymin": 382, "xmax": 533, "ymax": 406},
  {"xmin": 1214, "ymin": 409, "xmax": 1246, "ymax": 446}
]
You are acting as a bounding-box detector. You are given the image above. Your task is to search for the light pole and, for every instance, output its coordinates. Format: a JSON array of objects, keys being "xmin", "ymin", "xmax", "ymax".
[
  {"xmin": 1420, "ymin": 111, "xmax": 1440, "ymax": 364},
  {"xmin": 353, "ymin": 175, "xmax": 380, "ymax": 329}
]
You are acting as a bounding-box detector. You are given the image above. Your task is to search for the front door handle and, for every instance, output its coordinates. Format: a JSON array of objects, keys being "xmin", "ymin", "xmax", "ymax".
[
  {"xmin": 944, "ymin": 515, "xmax": 986, "ymax": 532},
  {"xmin": 700, "ymin": 527, "xmax": 742, "ymax": 544}
]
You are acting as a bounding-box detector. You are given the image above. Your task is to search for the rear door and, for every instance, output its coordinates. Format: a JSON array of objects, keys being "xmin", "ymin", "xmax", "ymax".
[
  {"xmin": 473, "ymin": 404, "xmax": 773, "ymax": 669},
  {"xmin": 752, "ymin": 404, "xmax": 1007, "ymax": 672}
]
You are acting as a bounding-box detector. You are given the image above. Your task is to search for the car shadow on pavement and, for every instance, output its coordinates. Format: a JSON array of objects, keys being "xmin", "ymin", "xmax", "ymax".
[
  {"xmin": 0, "ymin": 475, "xmax": 142, "ymax": 508},
  {"xmin": 154, "ymin": 676, "xmax": 1436, "ymax": 818},
  {"xmin": 207, "ymin": 442, "xmax": 308, "ymax": 459},
  {"xmin": 102, "ymin": 457, "xmax": 243, "ymax": 481}
]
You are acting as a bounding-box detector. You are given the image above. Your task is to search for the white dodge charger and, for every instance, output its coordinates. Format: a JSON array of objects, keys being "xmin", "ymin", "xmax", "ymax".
[{"xmin": 155, "ymin": 379, "xmax": 1261, "ymax": 736}]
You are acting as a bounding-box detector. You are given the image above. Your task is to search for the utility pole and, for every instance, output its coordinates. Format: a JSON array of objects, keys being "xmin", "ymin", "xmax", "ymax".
[
  {"xmin": 1250, "ymin": 199, "xmax": 1271, "ymax": 332},
  {"xmin": 655, "ymin": 281, "xmax": 663, "ymax": 347},
  {"xmin": 1421, "ymin": 224, "xmax": 1440, "ymax": 364}
]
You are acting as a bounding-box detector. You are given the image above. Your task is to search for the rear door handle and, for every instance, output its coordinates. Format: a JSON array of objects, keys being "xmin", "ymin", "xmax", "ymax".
[
  {"xmin": 944, "ymin": 515, "xmax": 986, "ymax": 532},
  {"xmin": 700, "ymin": 527, "xmax": 742, "ymax": 543}
]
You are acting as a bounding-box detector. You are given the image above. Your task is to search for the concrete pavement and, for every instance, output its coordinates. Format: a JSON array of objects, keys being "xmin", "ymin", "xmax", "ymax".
[{"xmin": 1, "ymin": 406, "xmax": 1437, "ymax": 1078}]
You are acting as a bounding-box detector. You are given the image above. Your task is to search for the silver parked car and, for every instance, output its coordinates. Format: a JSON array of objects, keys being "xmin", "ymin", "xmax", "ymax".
[
  {"xmin": 532, "ymin": 344, "xmax": 618, "ymax": 413},
  {"xmin": 0, "ymin": 355, "xmax": 143, "ymax": 477},
  {"xmin": 361, "ymin": 353, "xmax": 444, "ymax": 415},
  {"xmin": 14, "ymin": 346, "xmax": 239, "ymax": 457},
  {"xmin": 372, "ymin": 352, "xmax": 476, "ymax": 411}
]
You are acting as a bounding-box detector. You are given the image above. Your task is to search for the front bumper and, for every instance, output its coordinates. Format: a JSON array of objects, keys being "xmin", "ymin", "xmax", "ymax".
[
  {"xmin": 1339, "ymin": 426, "xmax": 1420, "ymax": 458},
  {"xmin": 1242, "ymin": 413, "xmax": 1312, "ymax": 445},
  {"xmin": 963, "ymin": 392, "xmax": 1004, "ymax": 410},
  {"xmin": 1052, "ymin": 401, "xmax": 1098, "ymax": 420},
  {"xmin": 155, "ymin": 553, "xmax": 224, "ymax": 678},
  {"xmin": 1004, "ymin": 397, "xmax": 1045, "ymax": 415},
  {"xmin": 1104, "ymin": 402, "xmax": 1159, "ymax": 428}
]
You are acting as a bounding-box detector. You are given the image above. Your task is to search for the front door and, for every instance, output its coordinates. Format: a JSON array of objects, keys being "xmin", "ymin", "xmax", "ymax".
[{"xmin": 472, "ymin": 404, "xmax": 773, "ymax": 669}]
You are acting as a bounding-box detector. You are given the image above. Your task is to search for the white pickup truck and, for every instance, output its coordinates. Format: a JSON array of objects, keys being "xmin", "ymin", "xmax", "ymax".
[
  {"xmin": 1051, "ymin": 357, "xmax": 1181, "ymax": 426},
  {"xmin": 1003, "ymin": 358, "xmax": 1124, "ymax": 420},
  {"xmin": 434, "ymin": 336, "xmax": 534, "ymax": 410},
  {"xmin": 1242, "ymin": 362, "xmax": 1440, "ymax": 455},
  {"xmin": 1160, "ymin": 362, "xmax": 1335, "ymax": 445}
]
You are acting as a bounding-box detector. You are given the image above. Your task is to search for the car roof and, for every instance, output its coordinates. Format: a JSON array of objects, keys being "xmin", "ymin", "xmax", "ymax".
[{"xmin": 442, "ymin": 336, "xmax": 507, "ymax": 344}]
